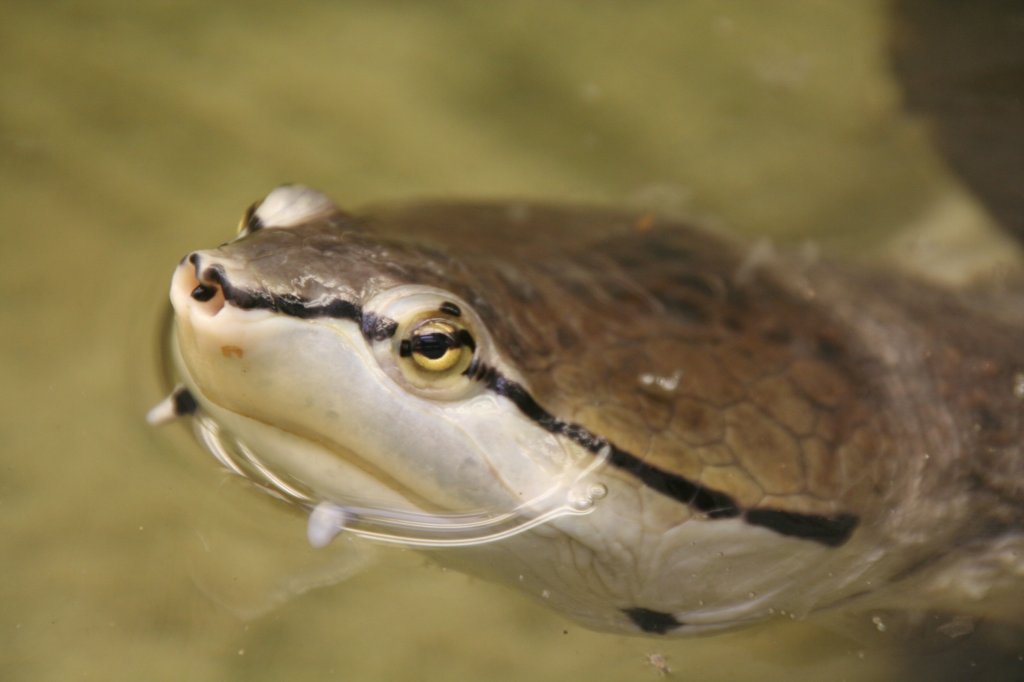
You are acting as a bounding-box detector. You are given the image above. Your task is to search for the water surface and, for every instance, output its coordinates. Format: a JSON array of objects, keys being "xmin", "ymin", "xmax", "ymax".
[{"xmin": 1, "ymin": 2, "xmax": 1019, "ymax": 680}]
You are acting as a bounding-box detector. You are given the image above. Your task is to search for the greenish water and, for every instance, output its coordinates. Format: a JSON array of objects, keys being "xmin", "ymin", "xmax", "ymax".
[{"xmin": 1, "ymin": 2, "xmax": 1019, "ymax": 680}]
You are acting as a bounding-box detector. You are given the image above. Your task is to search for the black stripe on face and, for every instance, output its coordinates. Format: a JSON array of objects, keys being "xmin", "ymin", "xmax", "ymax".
[
  {"xmin": 607, "ymin": 448, "xmax": 740, "ymax": 518},
  {"xmin": 478, "ymin": 366, "xmax": 740, "ymax": 517},
  {"xmin": 191, "ymin": 258, "xmax": 397, "ymax": 340},
  {"xmin": 205, "ymin": 263, "xmax": 362, "ymax": 320},
  {"xmin": 473, "ymin": 361, "xmax": 857, "ymax": 546},
  {"xmin": 361, "ymin": 311, "xmax": 400, "ymax": 341}
]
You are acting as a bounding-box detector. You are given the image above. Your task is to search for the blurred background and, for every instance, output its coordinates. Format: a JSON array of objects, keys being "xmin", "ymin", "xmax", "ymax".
[{"xmin": 0, "ymin": 1, "xmax": 1020, "ymax": 680}]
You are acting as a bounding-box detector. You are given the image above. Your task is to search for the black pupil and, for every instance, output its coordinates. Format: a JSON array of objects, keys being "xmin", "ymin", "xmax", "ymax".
[{"xmin": 412, "ymin": 332, "xmax": 455, "ymax": 360}]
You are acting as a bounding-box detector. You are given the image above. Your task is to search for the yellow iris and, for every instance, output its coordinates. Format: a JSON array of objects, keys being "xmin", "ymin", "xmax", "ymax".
[{"xmin": 409, "ymin": 320, "xmax": 466, "ymax": 372}]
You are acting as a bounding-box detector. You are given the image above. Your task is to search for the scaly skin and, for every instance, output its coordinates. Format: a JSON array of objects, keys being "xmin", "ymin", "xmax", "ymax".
[{"xmin": 362, "ymin": 201, "xmax": 1024, "ymax": 623}]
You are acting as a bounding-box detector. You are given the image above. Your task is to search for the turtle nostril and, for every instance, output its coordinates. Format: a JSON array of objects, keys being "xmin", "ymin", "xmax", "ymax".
[
  {"xmin": 171, "ymin": 254, "xmax": 225, "ymax": 316},
  {"xmin": 191, "ymin": 283, "xmax": 218, "ymax": 302}
]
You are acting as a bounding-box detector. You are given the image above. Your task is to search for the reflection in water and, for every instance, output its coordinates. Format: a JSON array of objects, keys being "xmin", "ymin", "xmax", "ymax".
[
  {"xmin": 185, "ymin": 478, "xmax": 377, "ymax": 621},
  {"xmin": 0, "ymin": 1, "xmax": 1020, "ymax": 680}
]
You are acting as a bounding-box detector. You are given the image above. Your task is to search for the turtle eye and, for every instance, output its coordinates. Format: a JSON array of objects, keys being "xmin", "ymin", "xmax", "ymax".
[
  {"xmin": 403, "ymin": 320, "xmax": 473, "ymax": 373},
  {"xmin": 366, "ymin": 286, "xmax": 489, "ymax": 400}
]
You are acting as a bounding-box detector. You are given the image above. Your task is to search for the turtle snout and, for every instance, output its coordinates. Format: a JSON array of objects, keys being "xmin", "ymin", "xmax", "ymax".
[{"xmin": 170, "ymin": 252, "xmax": 226, "ymax": 318}]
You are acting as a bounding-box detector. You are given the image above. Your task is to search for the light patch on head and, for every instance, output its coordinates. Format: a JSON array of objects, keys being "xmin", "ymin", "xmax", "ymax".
[{"xmin": 251, "ymin": 185, "xmax": 341, "ymax": 231}]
